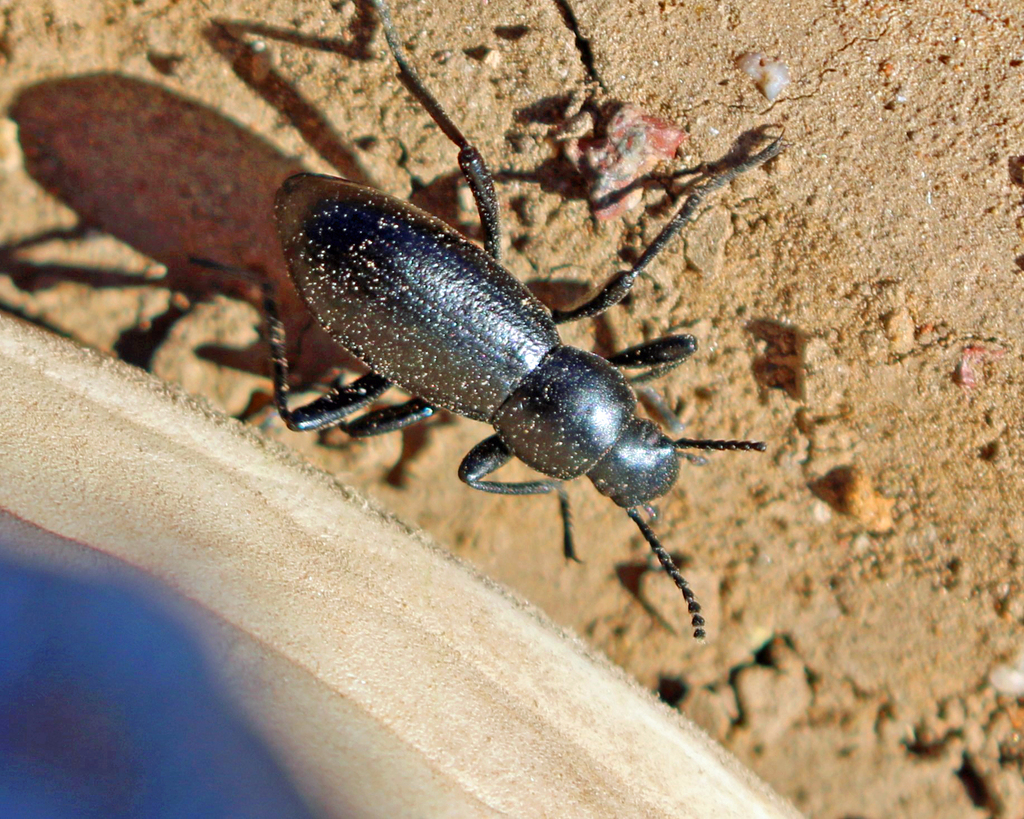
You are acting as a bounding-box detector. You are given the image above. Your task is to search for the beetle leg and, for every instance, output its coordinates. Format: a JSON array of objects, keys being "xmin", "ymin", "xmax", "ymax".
[
  {"xmin": 551, "ymin": 133, "xmax": 783, "ymax": 325},
  {"xmin": 372, "ymin": 0, "xmax": 503, "ymax": 263},
  {"xmin": 260, "ymin": 278, "xmax": 394, "ymax": 431},
  {"xmin": 459, "ymin": 435, "xmax": 577, "ymax": 562},
  {"xmin": 279, "ymin": 373, "xmax": 393, "ymax": 432},
  {"xmin": 339, "ymin": 399, "xmax": 435, "ymax": 437},
  {"xmin": 607, "ymin": 334, "xmax": 697, "ymax": 384}
]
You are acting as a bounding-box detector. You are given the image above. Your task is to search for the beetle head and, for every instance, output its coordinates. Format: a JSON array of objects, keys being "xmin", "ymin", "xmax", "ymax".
[
  {"xmin": 588, "ymin": 416, "xmax": 766, "ymax": 640},
  {"xmin": 587, "ymin": 417, "xmax": 679, "ymax": 508}
]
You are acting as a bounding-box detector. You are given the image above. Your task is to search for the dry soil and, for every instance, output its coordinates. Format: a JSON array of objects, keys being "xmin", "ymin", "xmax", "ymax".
[{"xmin": 2, "ymin": 1, "xmax": 1023, "ymax": 817}]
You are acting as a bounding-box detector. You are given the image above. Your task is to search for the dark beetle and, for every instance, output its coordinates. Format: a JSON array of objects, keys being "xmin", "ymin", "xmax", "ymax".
[{"xmin": 261, "ymin": 0, "xmax": 782, "ymax": 639}]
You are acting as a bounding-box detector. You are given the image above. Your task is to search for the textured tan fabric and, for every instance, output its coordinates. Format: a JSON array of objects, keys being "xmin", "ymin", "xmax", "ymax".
[{"xmin": 0, "ymin": 314, "xmax": 800, "ymax": 819}]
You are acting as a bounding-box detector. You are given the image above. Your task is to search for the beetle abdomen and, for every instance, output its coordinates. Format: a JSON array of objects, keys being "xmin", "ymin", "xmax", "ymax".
[{"xmin": 276, "ymin": 174, "xmax": 559, "ymax": 420}]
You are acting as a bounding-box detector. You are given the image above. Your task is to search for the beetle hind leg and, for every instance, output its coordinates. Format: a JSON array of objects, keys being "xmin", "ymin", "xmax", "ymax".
[
  {"xmin": 260, "ymin": 282, "xmax": 392, "ymax": 431},
  {"xmin": 264, "ymin": 287, "xmax": 435, "ymax": 435},
  {"xmin": 186, "ymin": 256, "xmax": 404, "ymax": 434},
  {"xmin": 372, "ymin": 0, "xmax": 503, "ymax": 263},
  {"xmin": 338, "ymin": 399, "xmax": 435, "ymax": 437},
  {"xmin": 276, "ymin": 372, "xmax": 393, "ymax": 432}
]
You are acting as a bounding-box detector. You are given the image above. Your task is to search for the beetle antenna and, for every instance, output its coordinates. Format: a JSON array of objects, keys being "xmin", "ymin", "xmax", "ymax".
[
  {"xmin": 675, "ymin": 437, "xmax": 766, "ymax": 452},
  {"xmin": 626, "ymin": 508, "xmax": 706, "ymax": 640}
]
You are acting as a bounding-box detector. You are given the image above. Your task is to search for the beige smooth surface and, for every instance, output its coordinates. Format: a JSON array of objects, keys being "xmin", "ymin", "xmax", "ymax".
[{"xmin": 0, "ymin": 314, "xmax": 800, "ymax": 818}]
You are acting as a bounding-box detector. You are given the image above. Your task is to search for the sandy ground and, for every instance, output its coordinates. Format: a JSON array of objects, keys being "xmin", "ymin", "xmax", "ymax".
[{"xmin": 2, "ymin": 0, "xmax": 1024, "ymax": 816}]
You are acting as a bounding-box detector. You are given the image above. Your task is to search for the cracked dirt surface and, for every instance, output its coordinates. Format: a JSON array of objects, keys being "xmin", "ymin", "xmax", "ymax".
[{"xmin": 2, "ymin": 0, "xmax": 1024, "ymax": 816}]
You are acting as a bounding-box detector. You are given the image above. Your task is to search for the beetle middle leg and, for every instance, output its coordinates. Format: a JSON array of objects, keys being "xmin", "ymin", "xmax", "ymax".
[
  {"xmin": 607, "ymin": 333, "xmax": 765, "ymax": 457},
  {"xmin": 459, "ymin": 435, "xmax": 576, "ymax": 562},
  {"xmin": 551, "ymin": 133, "xmax": 784, "ymax": 325},
  {"xmin": 607, "ymin": 334, "xmax": 697, "ymax": 384}
]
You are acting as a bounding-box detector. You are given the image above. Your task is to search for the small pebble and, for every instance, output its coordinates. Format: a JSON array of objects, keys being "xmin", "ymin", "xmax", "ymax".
[
  {"xmin": 562, "ymin": 104, "xmax": 688, "ymax": 220},
  {"xmin": 736, "ymin": 52, "xmax": 791, "ymax": 102},
  {"xmin": 810, "ymin": 465, "xmax": 895, "ymax": 532},
  {"xmin": 954, "ymin": 345, "xmax": 1004, "ymax": 390},
  {"xmin": 990, "ymin": 651, "xmax": 1024, "ymax": 696}
]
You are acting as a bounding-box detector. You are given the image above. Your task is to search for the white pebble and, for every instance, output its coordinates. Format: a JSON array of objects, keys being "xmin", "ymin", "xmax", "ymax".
[
  {"xmin": 990, "ymin": 651, "xmax": 1024, "ymax": 696},
  {"xmin": 736, "ymin": 52, "xmax": 791, "ymax": 102}
]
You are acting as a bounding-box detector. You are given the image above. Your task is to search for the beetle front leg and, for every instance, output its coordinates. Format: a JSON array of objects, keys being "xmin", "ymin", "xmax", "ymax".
[
  {"xmin": 459, "ymin": 435, "xmax": 576, "ymax": 562},
  {"xmin": 607, "ymin": 334, "xmax": 697, "ymax": 384}
]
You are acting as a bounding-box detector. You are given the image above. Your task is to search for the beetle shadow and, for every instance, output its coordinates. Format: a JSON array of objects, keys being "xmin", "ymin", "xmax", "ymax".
[
  {"xmin": 202, "ymin": 8, "xmax": 501, "ymax": 259},
  {"xmin": 208, "ymin": 2, "xmax": 377, "ymax": 62},
  {"xmin": 506, "ymin": 94, "xmax": 632, "ymax": 210},
  {"xmin": 497, "ymin": 116, "xmax": 781, "ymax": 265},
  {"xmin": 614, "ymin": 557, "xmax": 681, "ymax": 634},
  {"xmin": 746, "ymin": 318, "xmax": 807, "ymax": 401},
  {"xmin": 498, "ymin": 92, "xmax": 594, "ymax": 206},
  {"xmin": 4, "ymin": 69, "xmax": 447, "ymax": 481},
  {"xmin": 201, "ymin": 12, "xmax": 377, "ymax": 187},
  {"xmin": 3, "ymin": 72, "xmax": 352, "ymax": 381}
]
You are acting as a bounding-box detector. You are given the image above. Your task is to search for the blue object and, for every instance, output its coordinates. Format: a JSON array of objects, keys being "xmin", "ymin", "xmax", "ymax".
[{"xmin": 0, "ymin": 549, "xmax": 321, "ymax": 819}]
